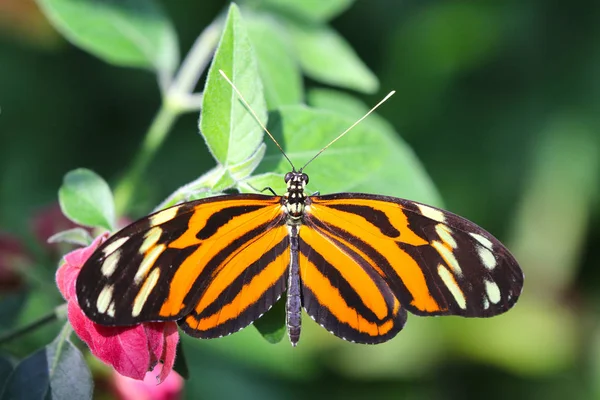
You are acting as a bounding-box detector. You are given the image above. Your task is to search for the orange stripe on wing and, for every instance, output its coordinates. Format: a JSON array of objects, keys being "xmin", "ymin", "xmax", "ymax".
[
  {"xmin": 299, "ymin": 252, "xmax": 395, "ymax": 337},
  {"xmin": 183, "ymin": 231, "xmax": 289, "ymax": 332},
  {"xmin": 193, "ymin": 225, "xmax": 288, "ymax": 315},
  {"xmin": 300, "ymin": 227, "xmax": 390, "ymax": 321},
  {"xmin": 307, "ymin": 201, "xmax": 443, "ymax": 313},
  {"xmin": 159, "ymin": 200, "xmax": 282, "ymax": 318}
]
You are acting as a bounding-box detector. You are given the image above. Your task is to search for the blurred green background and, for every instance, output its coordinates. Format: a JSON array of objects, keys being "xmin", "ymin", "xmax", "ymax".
[{"xmin": 1, "ymin": 0, "xmax": 600, "ymax": 399}]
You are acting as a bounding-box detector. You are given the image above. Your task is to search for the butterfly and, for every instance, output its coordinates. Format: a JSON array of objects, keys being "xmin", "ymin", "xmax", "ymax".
[{"xmin": 76, "ymin": 74, "xmax": 523, "ymax": 346}]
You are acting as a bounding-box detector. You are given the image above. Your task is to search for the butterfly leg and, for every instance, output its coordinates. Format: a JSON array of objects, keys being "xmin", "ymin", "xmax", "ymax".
[
  {"xmin": 261, "ymin": 187, "xmax": 278, "ymax": 196},
  {"xmin": 287, "ymin": 225, "xmax": 302, "ymax": 346}
]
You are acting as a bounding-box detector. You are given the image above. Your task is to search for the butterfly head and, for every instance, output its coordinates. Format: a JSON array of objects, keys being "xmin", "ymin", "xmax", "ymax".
[{"xmin": 283, "ymin": 171, "xmax": 308, "ymax": 218}]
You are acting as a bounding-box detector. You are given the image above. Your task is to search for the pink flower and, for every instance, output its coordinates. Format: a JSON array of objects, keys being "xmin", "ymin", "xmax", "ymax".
[
  {"xmin": 112, "ymin": 364, "xmax": 183, "ymax": 400},
  {"xmin": 56, "ymin": 234, "xmax": 180, "ymax": 383}
]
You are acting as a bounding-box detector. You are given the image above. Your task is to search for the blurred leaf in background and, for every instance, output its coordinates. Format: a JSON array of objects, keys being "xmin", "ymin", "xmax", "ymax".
[{"xmin": 0, "ymin": 0, "xmax": 599, "ymax": 399}]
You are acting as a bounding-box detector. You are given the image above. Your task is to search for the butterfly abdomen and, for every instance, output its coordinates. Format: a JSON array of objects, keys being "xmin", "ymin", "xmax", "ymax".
[{"xmin": 287, "ymin": 226, "xmax": 302, "ymax": 346}]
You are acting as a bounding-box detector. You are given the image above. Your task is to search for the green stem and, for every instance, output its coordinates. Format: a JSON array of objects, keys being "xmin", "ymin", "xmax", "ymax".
[
  {"xmin": 113, "ymin": 103, "xmax": 179, "ymax": 215},
  {"xmin": 0, "ymin": 304, "xmax": 67, "ymax": 346},
  {"xmin": 113, "ymin": 22, "xmax": 221, "ymax": 215},
  {"xmin": 169, "ymin": 21, "xmax": 221, "ymax": 96}
]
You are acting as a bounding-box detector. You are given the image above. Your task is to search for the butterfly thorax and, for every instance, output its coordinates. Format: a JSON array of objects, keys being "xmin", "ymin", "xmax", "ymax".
[{"xmin": 283, "ymin": 171, "xmax": 308, "ymax": 220}]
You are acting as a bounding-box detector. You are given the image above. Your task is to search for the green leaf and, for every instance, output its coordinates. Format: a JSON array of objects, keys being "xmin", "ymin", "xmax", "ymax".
[
  {"xmin": 307, "ymin": 89, "xmax": 443, "ymax": 205},
  {"xmin": 36, "ymin": 0, "xmax": 179, "ymax": 81},
  {"xmin": 287, "ymin": 21, "xmax": 378, "ymax": 93},
  {"xmin": 200, "ymin": 4, "xmax": 267, "ymax": 166},
  {"xmin": 154, "ymin": 166, "xmax": 234, "ymax": 211},
  {"xmin": 256, "ymin": 104, "xmax": 442, "ymax": 205},
  {"xmin": 1, "ymin": 329, "xmax": 93, "ymax": 400},
  {"xmin": 229, "ymin": 143, "xmax": 266, "ymax": 181},
  {"xmin": 47, "ymin": 228, "xmax": 94, "ymax": 247},
  {"xmin": 253, "ymin": 297, "xmax": 286, "ymax": 344},
  {"xmin": 58, "ymin": 169, "xmax": 115, "ymax": 231},
  {"xmin": 0, "ymin": 357, "xmax": 13, "ymax": 396},
  {"xmin": 239, "ymin": 172, "xmax": 285, "ymax": 194},
  {"xmin": 246, "ymin": 0, "xmax": 355, "ymax": 22},
  {"xmin": 246, "ymin": 12, "xmax": 303, "ymax": 108}
]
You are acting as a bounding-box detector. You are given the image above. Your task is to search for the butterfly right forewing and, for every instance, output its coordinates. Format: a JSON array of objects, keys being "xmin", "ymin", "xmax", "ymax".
[{"xmin": 304, "ymin": 193, "xmax": 523, "ymax": 319}]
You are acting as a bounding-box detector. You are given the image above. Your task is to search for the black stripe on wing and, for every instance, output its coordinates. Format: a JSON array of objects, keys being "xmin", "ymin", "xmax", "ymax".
[{"xmin": 298, "ymin": 225, "xmax": 407, "ymax": 344}]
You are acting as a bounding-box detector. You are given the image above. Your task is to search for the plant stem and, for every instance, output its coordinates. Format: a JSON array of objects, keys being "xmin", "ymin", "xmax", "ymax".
[
  {"xmin": 0, "ymin": 304, "xmax": 67, "ymax": 346},
  {"xmin": 170, "ymin": 21, "xmax": 221, "ymax": 96},
  {"xmin": 113, "ymin": 102, "xmax": 179, "ymax": 215},
  {"xmin": 113, "ymin": 22, "xmax": 221, "ymax": 215}
]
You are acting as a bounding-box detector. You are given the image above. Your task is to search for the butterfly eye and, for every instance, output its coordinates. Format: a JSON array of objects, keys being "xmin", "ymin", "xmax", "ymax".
[
  {"xmin": 284, "ymin": 172, "xmax": 293, "ymax": 183},
  {"xmin": 301, "ymin": 173, "xmax": 309, "ymax": 184}
]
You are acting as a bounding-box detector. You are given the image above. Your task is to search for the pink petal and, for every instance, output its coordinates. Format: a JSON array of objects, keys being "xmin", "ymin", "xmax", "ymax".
[
  {"xmin": 58, "ymin": 233, "xmax": 108, "ymax": 300},
  {"xmin": 158, "ymin": 323, "xmax": 179, "ymax": 384},
  {"xmin": 68, "ymin": 300, "xmax": 153, "ymax": 380},
  {"xmin": 112, "ymin": 365, "xmax": 183, "ymax": 400},
  {"xmin": 144, "ymin": 323, "xmax": 166, "ymax": 367},
  {"xmin": 56, "ymin": 261, "xmax": 80, "ymax": 300},
  {"xmin": 94, "ymin": 324, "xmax": 152, "ymax": 380},
  {"xmin": 67, "ymin": 301, "xmax": 95, "ymax": 349},
  {"xmin": 63, "ymin": 233, "xmax": 108, "ymax": 266}
]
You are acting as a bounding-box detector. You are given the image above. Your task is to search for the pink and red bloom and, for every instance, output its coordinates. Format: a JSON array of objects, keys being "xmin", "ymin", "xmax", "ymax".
[
  {"xmin": 56, "ymin": 234, "xmax": 180, "ymax": 384},
  {"xmin": 112, "ymin": 364, "xmax": 183, "ymax": 400}
]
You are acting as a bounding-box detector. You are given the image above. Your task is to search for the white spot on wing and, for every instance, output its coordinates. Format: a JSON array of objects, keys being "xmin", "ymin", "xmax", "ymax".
[
  {"xmin": 134, "ymin": 244, "xmax": 166, "ymax": 284},
  {"xmin": 483, "ymin": 297, "xmax": 490, "ymax": 310},
  {"xmin": 417, "ymin": 204, "xmax": 446, "ymax": 223},
  {"xmin": 432, "ymin": 241, "xmax": 463, "ymax": 276},
  {"xmin": 107, "ymin": 302, "xmax": 116, "ymax": 317},
  {"xmin": 435, "ymin": 224, "xmax": 457, "ymax": 249},
  {"xmin": 485, "ymin": 280, "xmax": 501, "ymax": 304},
  {"xmin": 149, "ymin": 206, "xmax": 179, "ymax": 227},
  {"xmin": 102, "ymin": 237, "xmax": 130, "ymax": 256},
  {"xmin": 132, "ymin": 268, "xmax": 161, "ymax": 317},
  {"xmin": 101, "ymin": 250, "xmax": 120, "ymax": 277},
  {"xmin": 470, "ymin": 232, "xmax": 493, "ymax": 250},
  {"xmin": 140, "ymin": 226, "xmax": 162, "ymax": 254},
  {"xmin": 437, "ymin": 264, "xmax": 466, "ymax": 309},
  {"xmin": 96, "ymin": 285, "xmax": 114, "ymax": 314},
  {"xmin": 477, "ymin": 245, "xmax": 497, "ymax": 270}
]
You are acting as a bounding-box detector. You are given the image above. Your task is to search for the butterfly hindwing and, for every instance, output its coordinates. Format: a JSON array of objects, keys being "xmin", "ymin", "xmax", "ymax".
[
  {"xmin": 298, "ymin": 224, "xmax": 407, "ymax": 344},
  {"xmin": 304, "ymin": 193, "xmax": 523, "ymax": 318},
  {"xmin": 76, "ymin": 194, "xmax": 287, "ymax": 338},
  {"xmin": 179, "ymin": 223, "xmax": 290, "ymax": 338}
]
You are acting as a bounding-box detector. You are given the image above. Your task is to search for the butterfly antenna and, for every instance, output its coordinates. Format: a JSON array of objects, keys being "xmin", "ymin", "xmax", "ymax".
[
  {"xmin": 219, "ymin": 70, "xmax": 296, "ymax": 171},
  {"xmin": 300, "ymin": 91, "xmax": 396, "ymax": 171}
]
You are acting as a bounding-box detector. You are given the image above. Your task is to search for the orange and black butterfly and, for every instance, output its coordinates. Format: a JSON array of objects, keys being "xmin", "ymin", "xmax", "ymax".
[{"xmin": 76, "ymin": 80, "xmax": 523, "ymax": 346}]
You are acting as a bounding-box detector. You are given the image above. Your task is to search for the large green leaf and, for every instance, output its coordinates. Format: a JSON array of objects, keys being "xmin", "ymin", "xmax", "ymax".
[
  {"xmin": 307, "ymin": 89, "xmax": 443, "ymax": 205},
  {"xmin": 246, "ymin": 12, "xmax": 303, "ymax": 108},
  {"xmin": 246, "ymin": 0, "xmax": 355, "ymax": 22},
  {"xmin": 0, "ymin": 357, "xmax": 13, "ymax": 396},
  {"xmin": 1, "ymin": 332, "xmax": 93, "ymax": 400},
  {"xmin": 200, "ymin": 4, "xmax": 267, "ymax": 167},
  {"xmin": 256, "ymin": 101, "xmax": 442, "ymax": 206},
  {"xmin": 58, "ymin": 169, "xmax": 115, "ymax": 230},
  {"xmin": 253, "ymin": 298, "xmax": 286, "ymax": 344},
  {"xmin": 36, "ymin": 0, "xmax": 178, "ymax": 80},
  {"xmin": 286, "ymin": 21, "xmax": 378, "ymax": 93},
  {"xmin": 241, "ymin": 172, "xmax": 286, "ymax": 194}
]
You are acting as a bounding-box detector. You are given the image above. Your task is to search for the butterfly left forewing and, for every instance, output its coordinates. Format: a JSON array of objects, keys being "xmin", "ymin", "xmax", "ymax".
[
  {"xmin": 76, "ymin": 194, "xmax": 285, "ymax": 327},
  {"xmin": 304, "ymin": 193, "xmax": 523, "ymax": 318}
]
